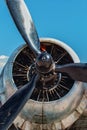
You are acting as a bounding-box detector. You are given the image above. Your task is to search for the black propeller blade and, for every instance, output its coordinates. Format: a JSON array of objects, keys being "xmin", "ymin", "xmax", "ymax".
[
  {"xmin": 0, "ymin": 74, "xmax": 38, "ymax": 130},
  {"xmin": 6, "ymin": 0, "xmax": 41, "ymax": 55},
  {"xmin": 55, "ymin": 63, "xmax": 87, "ymax": 82}
]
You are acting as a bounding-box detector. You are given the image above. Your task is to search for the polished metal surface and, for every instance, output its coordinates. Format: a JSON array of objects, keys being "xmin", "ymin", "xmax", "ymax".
[{"xmin": 6, "ymin": 0, "xmax": 41, "ymax": 55}]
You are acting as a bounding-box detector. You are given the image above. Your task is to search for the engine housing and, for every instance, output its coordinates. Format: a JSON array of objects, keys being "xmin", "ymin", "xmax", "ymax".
[{"xmin": 0, "ymin": 38, "xmax": 86, "ymax": 129}]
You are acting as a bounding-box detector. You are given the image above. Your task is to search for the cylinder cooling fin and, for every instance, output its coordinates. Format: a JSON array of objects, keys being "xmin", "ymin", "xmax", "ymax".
[{"xmin": 12, "ymin": 39, "xmax": 74, "ymax": 102}]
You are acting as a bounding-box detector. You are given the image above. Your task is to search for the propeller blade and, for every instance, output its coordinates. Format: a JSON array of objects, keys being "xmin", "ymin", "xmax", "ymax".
[
  {"xmin": 55, "ymin": 63, "xmax": 87, "ymax": 82},
  {"xmin": 0, "ymin": 74, "xmax": 38, "ymax": 130},
  {"xmin": 6, "ymin": 0, "xmax": 41, "ymax": 55}
]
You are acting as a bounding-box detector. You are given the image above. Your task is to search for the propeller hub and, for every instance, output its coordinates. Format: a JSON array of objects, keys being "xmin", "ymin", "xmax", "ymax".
[{"xmin": 35, "ymin": 51, "xmax": 55, "ymax": 74}]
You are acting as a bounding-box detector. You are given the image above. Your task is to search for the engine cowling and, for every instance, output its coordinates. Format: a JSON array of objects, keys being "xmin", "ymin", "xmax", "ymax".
[{"xmin": 0, "ymin": 38, "xmax": 86, "ymax": 129}]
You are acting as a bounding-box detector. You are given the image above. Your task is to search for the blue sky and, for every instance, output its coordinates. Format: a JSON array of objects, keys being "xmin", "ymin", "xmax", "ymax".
[{"xmin": 0, "ymin": 0, "xmax": 87, "ymax": 62}]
